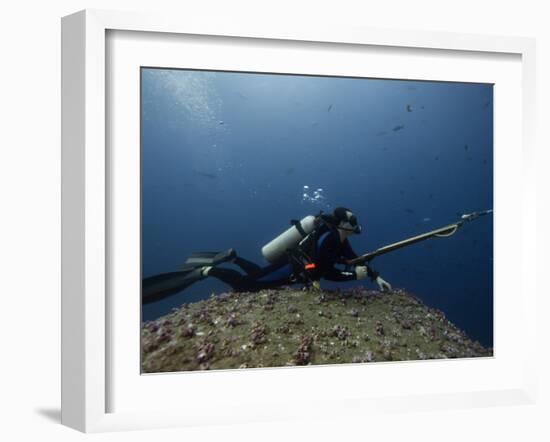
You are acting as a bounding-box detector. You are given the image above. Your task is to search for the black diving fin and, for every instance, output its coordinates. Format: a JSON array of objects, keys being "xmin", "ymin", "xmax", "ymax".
[
  {"xmin": 179, "ymin": 248, "xmax": 236, "ymax": 271},
  {"xmin": 142, "ymin": 268, "xmax": 205, "ymax": 304},
  {"xmin": 142, "ymin": 249, "xmax": 237, "ymax": 304}
]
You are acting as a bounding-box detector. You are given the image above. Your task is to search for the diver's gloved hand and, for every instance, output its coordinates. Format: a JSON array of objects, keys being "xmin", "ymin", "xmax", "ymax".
[
  {"xmin": 376, "ymin": 276, "xmax": 392, "ymax": 292},
  {"xmin": 355, "ymin": 266, "xmax": 369, "ymax": 280}
]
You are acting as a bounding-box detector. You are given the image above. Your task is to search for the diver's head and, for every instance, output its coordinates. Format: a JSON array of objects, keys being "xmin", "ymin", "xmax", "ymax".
[{"xmin": 331, "ymin": 207, "xmax": 362, "ymax": 237}]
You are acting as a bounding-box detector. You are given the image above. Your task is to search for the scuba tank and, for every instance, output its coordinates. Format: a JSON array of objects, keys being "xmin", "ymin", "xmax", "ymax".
[{"xmin": 261, "ymin": 215, "xmax": 317, "ymax": 264}]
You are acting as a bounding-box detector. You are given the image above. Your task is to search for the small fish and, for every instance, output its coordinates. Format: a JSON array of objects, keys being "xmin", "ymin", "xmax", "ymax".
[
  {"xmin": 422, "ymin": 217, "xmax": 431, "ymax": 222},
  {"xmin": 464, "ymin": 144, "xmax": 469, "ymax": 151},
  {"xmin": 435, "ymin": 156, "xmax": 439, "ymax": 161},
  {"xmin": 219, "ymin": 120, "xmax": 224, "ymax": 125},
  {"xmin": 393, "ymin": 125, "xmax": 404, "ymax": 132},
  {"xmin": 428, "ymin": 193, "xmax": 433, "ymax": 199},
  {"xmin": 327, "ymin": 104, "xmax": 333, "ymax": 112},
  {"xmin": 406, "ymin": 104, "xmax": 413, "ymax": 112}
]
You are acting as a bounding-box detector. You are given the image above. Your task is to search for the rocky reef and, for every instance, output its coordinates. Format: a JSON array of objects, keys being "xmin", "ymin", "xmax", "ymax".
[{"xmin": 141, "ymin": 287, "xmax": 492, "ymax": 373}]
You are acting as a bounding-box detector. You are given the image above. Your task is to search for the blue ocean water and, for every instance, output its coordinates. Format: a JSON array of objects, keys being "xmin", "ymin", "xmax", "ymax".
[{"xmin": 141, "ymin": 68, "xmax": 493, "ymax": 347}]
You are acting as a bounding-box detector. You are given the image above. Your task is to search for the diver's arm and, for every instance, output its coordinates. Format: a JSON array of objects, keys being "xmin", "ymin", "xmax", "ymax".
[
  {"xmin": 366, "ymin": 265, "xmax": 379, "ymax": 280},
  {"xmin": 317, "ymin": 234, "xmax": 357, "ymax": 281},
  {"xmin": 341, "ymin": 239, "xmax": 358, "ymax": 260},
  {"xmin": 323, "ymin": 266, "xmax": 358, "ymax": 282},
  {"xmin": 354, "ymin": 265, "xmax": 379, "ymax": 281},
  {"xmin": 356, "ymin": 265, "xmax": 392, "ymax": 291},
  {"xmin": 342, "ymin": 238, "xmax": 375, "ymax": 277}
]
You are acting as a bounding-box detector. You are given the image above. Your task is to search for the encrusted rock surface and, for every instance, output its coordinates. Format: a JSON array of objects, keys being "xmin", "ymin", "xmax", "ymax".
[{"xmin": 141, "ymin": 287, "xmax": 492, "ymax": 373}]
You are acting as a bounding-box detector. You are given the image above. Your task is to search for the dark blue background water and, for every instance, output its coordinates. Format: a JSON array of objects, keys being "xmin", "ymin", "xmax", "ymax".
[{"xmin": 141, "ymin": 68, "xmax": 493, "ymax": 347}]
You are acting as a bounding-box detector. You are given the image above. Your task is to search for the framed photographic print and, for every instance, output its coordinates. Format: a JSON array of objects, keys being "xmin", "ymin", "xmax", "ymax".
[{"xmin": 61, "ymin": 9, "xmax": 537, "ymax": 433}]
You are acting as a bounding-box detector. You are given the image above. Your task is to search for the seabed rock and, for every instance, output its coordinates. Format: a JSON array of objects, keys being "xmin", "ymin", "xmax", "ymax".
[{"xmin": 141, "ymin": 287, "xmax": 492, "ymax": 373}]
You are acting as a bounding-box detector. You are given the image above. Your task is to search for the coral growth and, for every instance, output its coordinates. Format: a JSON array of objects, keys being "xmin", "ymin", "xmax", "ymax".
[{"xmin": 141, "ymin": 287, "xmax": 492, "ymax": 373}]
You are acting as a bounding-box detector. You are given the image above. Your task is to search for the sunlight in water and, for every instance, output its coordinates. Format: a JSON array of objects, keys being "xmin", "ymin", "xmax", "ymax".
[{"xmin": 142, "ymin": 70, "xmax": 225, "ymax": 134}]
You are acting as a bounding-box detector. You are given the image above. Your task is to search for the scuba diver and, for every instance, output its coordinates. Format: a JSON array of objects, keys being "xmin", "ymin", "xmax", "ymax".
[{"xmin": 143, "ymin": 207, "xmax": 392, "ymax": 304}]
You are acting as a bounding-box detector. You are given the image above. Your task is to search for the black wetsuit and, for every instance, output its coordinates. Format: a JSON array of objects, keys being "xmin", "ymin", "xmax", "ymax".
[
  {"xmin": 313, "ymin": 228, "xmax": 378, "ymax": 282},
  {"xmin": 211, "ymin": 228, "xmax": 379, "ymax": 291},
  {"xmin": 143, "ymin": 227, "xmax": 378, "ymax": 304}
]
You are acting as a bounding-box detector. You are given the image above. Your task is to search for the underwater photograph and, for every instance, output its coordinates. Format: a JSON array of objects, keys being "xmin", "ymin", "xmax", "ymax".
[{"xmin": 140, "ymin": 67, "xmax": 493, "ymax": 373}]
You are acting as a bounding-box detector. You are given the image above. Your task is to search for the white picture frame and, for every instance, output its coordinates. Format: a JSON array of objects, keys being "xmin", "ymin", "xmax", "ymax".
[{"xmin": 61, "ymin": 9, "xmax": 537, "ymax": 433}]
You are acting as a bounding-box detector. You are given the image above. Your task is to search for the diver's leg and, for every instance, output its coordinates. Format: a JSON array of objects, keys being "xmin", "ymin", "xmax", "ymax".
[
  {"xmin": 143, "ymin": 265, "xmax": 251, "ymax": 303},
  {"xmin": 142, "ymin": 259, "xmax": 289, "ymax": 303},
  {"xmin": 206, "ymin": 267, "xmax": 251, "ymax": 290},
  {"xmin": 232, "ymin": 256, "xmax": 263, "ymax": 275},
  {"xmin": 208, "ymin": 262, "xmax": 294, "ymax": 292}
]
